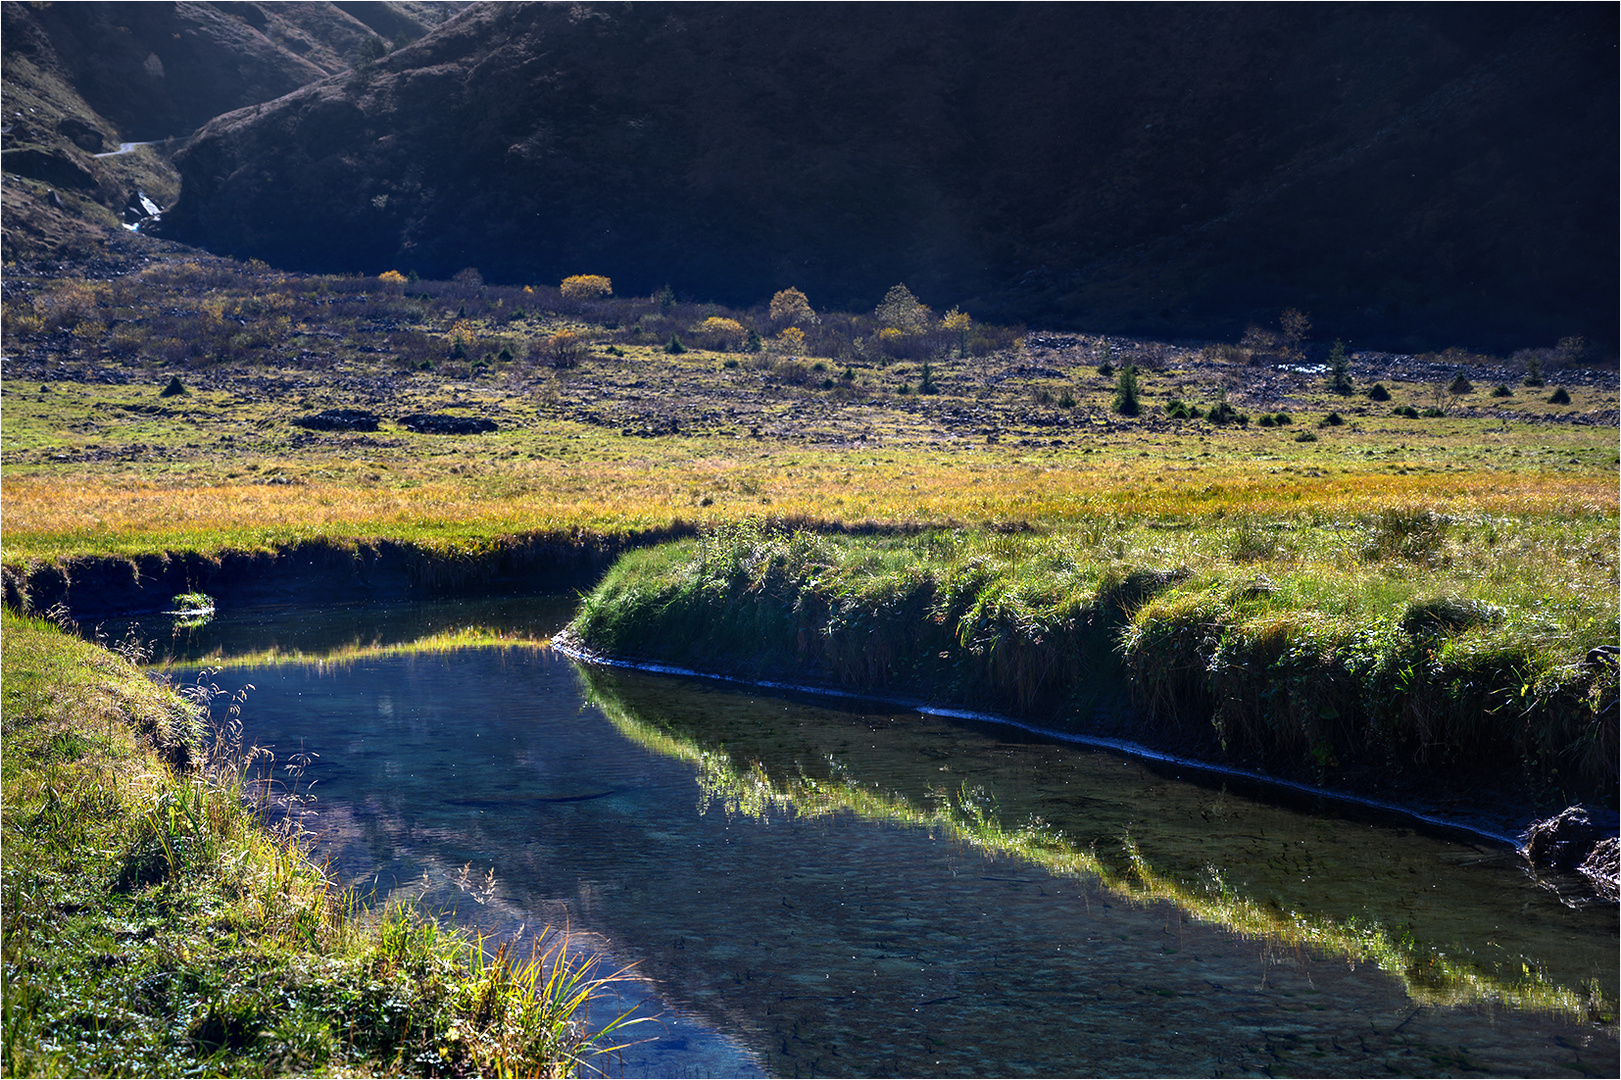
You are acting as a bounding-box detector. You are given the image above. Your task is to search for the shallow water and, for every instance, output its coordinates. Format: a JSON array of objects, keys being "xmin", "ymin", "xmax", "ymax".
[{"xmin": 158, "ymin": 599, "xmax": 1617, "ymax": 1077}]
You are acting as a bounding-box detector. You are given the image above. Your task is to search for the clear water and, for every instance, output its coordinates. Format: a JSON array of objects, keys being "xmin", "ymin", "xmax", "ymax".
[{"xmin": 152, "ymin": 599, "xmax": 1617, "ymax": 1077}]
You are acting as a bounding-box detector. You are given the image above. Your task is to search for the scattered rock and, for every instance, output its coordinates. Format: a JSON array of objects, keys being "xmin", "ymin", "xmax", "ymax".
[
  {"xmin": 293, "ymin": 408, "xmax": 379, "ymax": 432},
  {"xmin": 1578, "ymin": 837, "xmax": 1619, "ymax": 902},
  {"xmin": 1521, "ymin": 805, "xmax": 1620, "ymax": 899},
  {"xmin": 398, "ymin": 413, "xmax": 497, "ymax": 435}
]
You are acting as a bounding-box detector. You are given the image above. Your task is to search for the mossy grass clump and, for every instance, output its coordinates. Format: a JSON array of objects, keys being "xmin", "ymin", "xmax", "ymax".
[
  {"xmin": 0, "ymin": 611, "xmax": 643, "ymax": 1077},
  {"xmin": 171, "ymin": 590, "xmax": 214, "ymax": 611},
  {"xmin": 1399, "ymin": 595, "xmax": 1505, "ymax": 636}
]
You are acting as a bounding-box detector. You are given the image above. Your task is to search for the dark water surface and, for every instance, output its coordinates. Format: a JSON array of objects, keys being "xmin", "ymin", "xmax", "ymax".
[{"xmin": 151, "ymin": 599, "xmax": 1616, "ymax": 1077}]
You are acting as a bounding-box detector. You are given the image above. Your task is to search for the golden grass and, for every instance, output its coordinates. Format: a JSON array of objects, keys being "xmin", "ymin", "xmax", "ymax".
[{"xmin": 3, "ymin": 461, "xmax": 1612, "ymax": 561}]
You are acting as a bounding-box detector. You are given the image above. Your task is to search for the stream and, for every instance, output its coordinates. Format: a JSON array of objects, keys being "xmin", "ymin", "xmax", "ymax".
[{"xmin": 130, "ymin": 596, "xmax": 1616, "ymax": 1077}]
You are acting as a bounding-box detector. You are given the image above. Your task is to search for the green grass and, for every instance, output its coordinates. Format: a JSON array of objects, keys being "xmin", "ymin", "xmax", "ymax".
[
  {"xmin": 2, "ymin": 257, "xmax": 1614, "ymax": 566},
  {"xmin": 0, "ymin": 610, "xmax": 644, "ymax": 1076},
  {"xmin": 565, "ymin": 515, "xmax": 1617, "ymax": 803}
]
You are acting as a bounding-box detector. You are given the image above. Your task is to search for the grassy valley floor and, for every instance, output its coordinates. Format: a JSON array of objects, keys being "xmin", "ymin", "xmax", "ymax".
[
  {"xmin": 3, "ymin": 258, "xmax": 1615, "ymax": 810},
  {"xmin": 1, "ymin": 260, "xmax": 1616, "ymax": 1072}
]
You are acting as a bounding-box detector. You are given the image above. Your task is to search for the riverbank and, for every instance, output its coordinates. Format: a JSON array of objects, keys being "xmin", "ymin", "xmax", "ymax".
[
  {"xmin": 0, "ymin": 609, "xmax": 636, "ymax": 1076},
  {"xmin": 562, "ymin": 520, "xmax": 1618, "ymax": 831}
]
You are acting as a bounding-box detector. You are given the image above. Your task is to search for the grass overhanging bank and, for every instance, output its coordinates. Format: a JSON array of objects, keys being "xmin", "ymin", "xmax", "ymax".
[
  {"xmin": 0, "ymin": 610, "xmax": 642, "ymax": 1077},
  {"xmin": 562, "ymin": 514, "xmax": 1618, "ymax": 817}
]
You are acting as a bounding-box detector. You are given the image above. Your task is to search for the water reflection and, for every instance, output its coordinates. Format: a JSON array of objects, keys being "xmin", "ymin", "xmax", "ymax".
[{"xmin": 169, "ymin": 602, "xmax": 1615, "ymax": 1077}]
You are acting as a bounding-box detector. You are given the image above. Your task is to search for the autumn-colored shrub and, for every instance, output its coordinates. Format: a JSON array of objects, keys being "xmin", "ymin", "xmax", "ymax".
[
  {"xmin": 560, "ymin": 275, "xmax": 613, "ymax": 302},
  {"xmin": 692, "ymin": 316, "xmax": 746, "ymax": 350},
  {"xmin": 776, "ymin": 327, "xmax": 807, "ymax": 354},
  {"xmin": 768, "ymin": 287, "xmax": 818, "ymax": 327},
  {"xmin": 542, "ymin": 331, "xmax": 584, "ymax": 369}
]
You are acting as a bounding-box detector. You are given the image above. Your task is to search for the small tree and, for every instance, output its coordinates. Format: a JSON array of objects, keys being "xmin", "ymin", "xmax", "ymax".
[
  {"xmin": 918, "ymin": 360, "xmax": 939, "ymax": 395},
  {"xmin": 1326, "ymin": 339, "xmax": 1352, "ymax": 394},
  {"xmin": 768, "ymin": 287, "xmax": 818, "ymax": 327},
  {"xmin": 942, "ymin": 307, "xmax": 971, "ymax": 358},
  {"xmin": 1280, "ymin": 308, "xmax": 1311, "ymax": 361},
  {"xmin": 543, "ymin": 330, "xmax": 583, "ymax": 369},
  {"xmin": 1522, "ymin": 351, "xmax": 1545, "ymax": 387},
  {"xmin": 447, "ymin": 319, "xmax": 476, "ymax": 358},
  {"xmin": 1239, "ymin": 325, "xmax": 1280, "ymax": 364},
  {"xmin": 1112, "ymin": 364, "xmax": 1141, "ymax": 416},
  {"xmin": 775, "ymin": 326, "xmax": 807, "ymax": 354},
  {"xmin": 875, "ymin": 284, "xmax": 932, "ymax": 333},
  {"xmin": 560, "ymin": 274, "xmax": 612, "ymax": 302}
]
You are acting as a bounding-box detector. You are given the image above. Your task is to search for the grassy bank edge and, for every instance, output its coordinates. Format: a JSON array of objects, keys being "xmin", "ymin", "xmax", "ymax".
[
  {"xmin": 0, "ymin": 609, "xmax": 639, "ymax": 1076},
  {"xmin": 563, "ymin": 524, "xmax": 1618, "ymax": 814}
]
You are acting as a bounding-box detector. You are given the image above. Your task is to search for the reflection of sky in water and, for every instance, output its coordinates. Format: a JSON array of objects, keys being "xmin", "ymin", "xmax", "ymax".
[{"xmin": 175, "ymin": 604, "xmax": 1615, "ymax": 1077}]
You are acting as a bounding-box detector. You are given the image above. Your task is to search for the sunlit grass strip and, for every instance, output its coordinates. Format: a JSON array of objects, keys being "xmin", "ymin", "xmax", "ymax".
[
  {"xmin": 172, "ymin": 628, "xmax": 551, "ymax": 668},
  {"xmin": 1, "ymin": 466, "xmax": 1613, "ymax": 562},
  {"xmin": 581, "ymin": 665, "xmax": 1611, "ymax": 1025},
  {"xmin": 0, "ymin": 611, "xmax": 640, "ymax": 1077}
]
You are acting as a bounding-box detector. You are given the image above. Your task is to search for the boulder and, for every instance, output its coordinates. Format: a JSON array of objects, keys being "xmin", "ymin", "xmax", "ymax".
[{"xmin": 1521, "ymin": 805, "xmax": 1621, "ymax": 896}]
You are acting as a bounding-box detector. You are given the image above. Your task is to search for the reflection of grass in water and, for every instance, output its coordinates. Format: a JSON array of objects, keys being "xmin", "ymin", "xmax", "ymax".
[
  {"xmin": 582, "ymin": 665, "xmax": 1613, "ymax": 1027},
  {"xmin": 169, "ymin": 627, "xmax": 550, "ymax": 668}
]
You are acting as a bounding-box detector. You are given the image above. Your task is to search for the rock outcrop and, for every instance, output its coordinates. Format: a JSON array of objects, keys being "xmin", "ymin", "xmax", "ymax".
[{"xmin": 161, "ymin": 2, "xmax": 1617, "ymax": 351}]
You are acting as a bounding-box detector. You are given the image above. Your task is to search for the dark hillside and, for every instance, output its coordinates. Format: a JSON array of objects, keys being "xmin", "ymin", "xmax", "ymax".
[
  {"xmin": 147, "ymin": 2, "xmax": 1615, "ymax": 350},
  {"xmin": 0, "ymin": 1, "xmax": 469, "ymax": 259}
]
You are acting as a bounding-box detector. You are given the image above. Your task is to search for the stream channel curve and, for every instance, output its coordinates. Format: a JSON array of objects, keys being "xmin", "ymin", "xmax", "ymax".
[{"xmin": 152, "ymin": 596, "xmax": 1616, "ymax": 1077}]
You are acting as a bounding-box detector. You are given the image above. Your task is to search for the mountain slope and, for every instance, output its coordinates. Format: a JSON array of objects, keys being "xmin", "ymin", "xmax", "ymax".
[
  {"xmin": 148, "ymin": 2, "xmax": 1620, "ymax": 347},
  {"xmin": 0, "ymin": 0, "xmax": 467, "ymax": 260}
]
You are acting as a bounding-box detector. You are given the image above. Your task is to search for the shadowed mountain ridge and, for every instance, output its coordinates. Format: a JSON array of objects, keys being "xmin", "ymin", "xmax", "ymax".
[{"xmin": 66, "ymin": 2, "xmax": 1621, "ymax": 349}]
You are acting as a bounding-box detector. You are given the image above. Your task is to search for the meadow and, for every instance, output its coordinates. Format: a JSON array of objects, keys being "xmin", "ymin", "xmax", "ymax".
[
  {"xmin": 3, "ymin": 256, "xmax": 1615, "ymax": 796},
  {"xmin": 0, "ymin": 256, "xmax": 1612, "ymax": 560}
]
